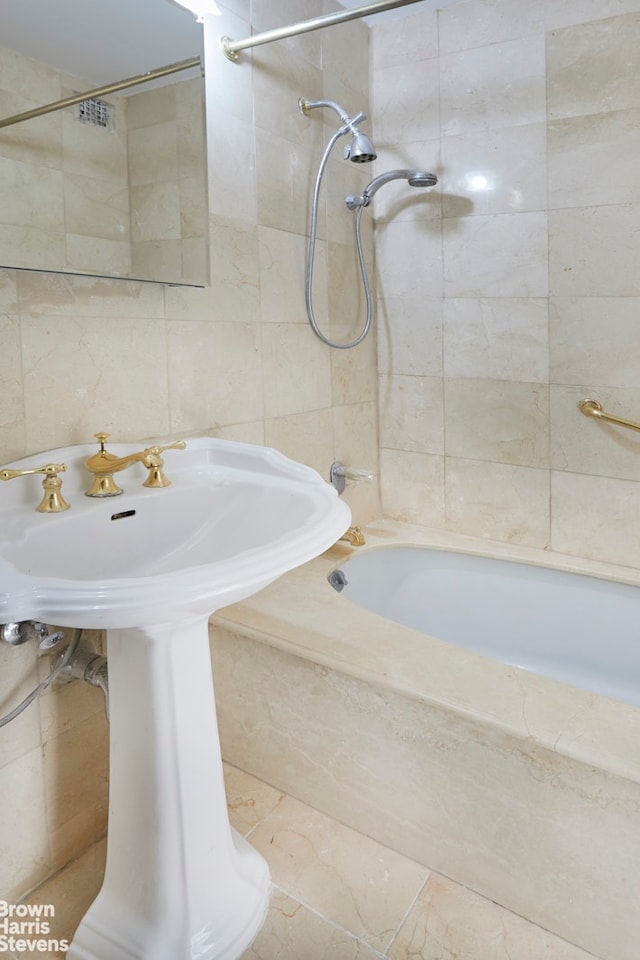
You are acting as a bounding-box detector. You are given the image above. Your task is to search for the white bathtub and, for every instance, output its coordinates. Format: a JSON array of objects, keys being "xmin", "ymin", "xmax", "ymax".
[
  {"xmin": 212, "ymin": 520, "xmax": 640, "ymax": 960},
  {"xmin": 333, "ymin": 545, "xmax": 640, "ymax": 708}
]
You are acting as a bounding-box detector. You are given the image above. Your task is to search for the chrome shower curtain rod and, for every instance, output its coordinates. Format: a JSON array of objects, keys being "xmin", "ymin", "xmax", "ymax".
[
  {"xmin": 0, "ymin": 57, "xmax": 201, "ymax": 129},
  {"xmin": 221, "ymin": 0, "xmax": 425, "ymax": 61}
]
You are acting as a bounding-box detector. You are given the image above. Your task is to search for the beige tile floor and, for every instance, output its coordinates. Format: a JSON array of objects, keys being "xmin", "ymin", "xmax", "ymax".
[{"xmin": 10, "ymin": 763, "xmax": 601, "ymax": 960}]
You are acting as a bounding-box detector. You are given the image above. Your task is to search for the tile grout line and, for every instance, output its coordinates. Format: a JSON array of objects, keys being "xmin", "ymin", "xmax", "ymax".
[
  {"xmin": 267, "ymin": 883, "xmax": 390, "ymax": 960},
  {"xmin": 382, "ymin": 870, "xmax": 431, "ymax": 957}
]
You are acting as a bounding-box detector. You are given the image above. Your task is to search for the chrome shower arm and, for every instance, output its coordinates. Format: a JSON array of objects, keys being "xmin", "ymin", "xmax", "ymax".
[{"xmin": 299, "ymin": 98, "xmax": 367, "ymax": 134}]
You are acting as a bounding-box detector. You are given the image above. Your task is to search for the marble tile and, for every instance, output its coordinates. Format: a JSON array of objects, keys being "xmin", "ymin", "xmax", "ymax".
[
  {"xmin": 379, "ymin": 449, "xmax": 445, "ymax": 527},
  {"xmin": 376, "ymin": 219, "xmax": 443, "ymax": 300},
  {"xmin": 371, "ymin": 59, "xmax": 440, "ymax": 145},
  {"xmin": 222, "ymin": 762, "xmax": 284, "ymax": 836},
  {"xmin": 255, "ymin": 130, "xmax": 311, "ymax": 236},
  {"xmin": 439, "ymin": 36, "xmax": 546, "ymax": 136},
  {"xmin": 264, "ymin": 409, "xmax": 334, "ymax": 478},
  {"xmin": 129, "ymin": 239, "xmax": 180, "ymax": 282},
  {"xmin": 258, "ymin": 227, "xmax": 309, "ymax": 324},
  {"xmin": 444, "ymin": 298, "xmax": 548, "ymax": 382},
  {"xmin": 130, "ymin": 182, "xmax": 181, "ymax": 243},
  {"xmin": 15, "ymin": 271, "xmax": 165, "ymax": 319},
  {"xmin": 551, "ymin": 470, "xmax": 640, "ymax": 567},
  {"xmin": 213, "ymin": 623, "xmax": 640, "ymax": 960},
  {"xmin": 319, "ymin": 15, "xmax": 370, "ymax": 96},
  {"xmin": 439, "ymin": 0, "xmax": 545, "ymax": 54},
  {"xmin": 0, "ymin": 748, "xmax": 51, "ymax": 902},
  {"xmin": 330, "ymin": 320, "xmax": 377, "ymax": 406},
  {"xmin": 548, "ymin": 108, "xmax": 640, "ymax": 209},
  {"xmin": 443, "ymin": 213, "xmax": 548, "ymax": 298},
  {"xmin": 370, "ymin": 9, "xmax": 438, "ymax": 70},
  {"xmin": 241, "ymin": 888, "xmax": 382, "ymax": 960},
  {"xmin": 441, "ymin": 123, "xmax": 547, "ymax": 217},
  {"xmin": 333, "ymin": 402, "xmax": 380, "ymax": 525},
  {"xmin": 0, "ymin": 157, "xmax": 64, "ymax": 231},
  {"xmin": 249, "ymin": 794, "xmax": 428, "ymax": 953},
  {"xmin": 549, "ymin": 204, "xmax": 640, "ymax": 297},
  {"xmin": 551, "ymin": 384, "xmax": 640, "ymax": 482},
  {"xmin": 61, "ymin": 106, "xmax": 128, "ymax": 184},
  {"xmin": 544, "ymin": 0, "xmax": 640, "ymax": 31},
  {"xmin": 547, "ymin": 13, "xmax": 640, "ymax": 121},
  {"xmin": 127, "ymin": 122, "xmax": 179, "ymax": 186},
  {"xmin": 389, "ymin": 871, "xmax": 600, "ymax": 960},
  {"xmin": 21, "ymin": 314, "xmax": 171, "ymax": 450},
  {"xmin": 11, "ymin": 839, "xmax": 107, "ymax": 960},
  {"xmin": 0, "ymin": 46, "xmax": 63, "ymax": 105},
  {"xmin": 0, "ymin": 641, "xmax": 41, "ymax": 770},
  {"xmin": 379, "ymin": 375, "xmax": 444, "ymax": 455},
  {"xmin": 209, "ymin": 217, "xmax": 260, "ymax": 322},
  {"xmin": 261, "ymin": 323, "xmax": 332, "ymax": 419},
  {"xmin": 126, "ymin": 84, "xmax": 176, "ymax": 130},
  {"xmin": 42, "ymin": 712, "xmax": 109, "ymax": 870},
  {"xmin": 377, "ymin": 296, "xmax": 443, "ymax": 379},
  {"xmin": 445, "ymin": 457, "xmax": 550, "ymax": 545},
  {"xmin": 64, "ymin": 173, "xmax": 131, "ymax": 242},
  {"xmin": 444, "ymin": 379, "xmax": 549, "ymax": 467},
  {"xmin": 66, "ymin": 234, "xmax": 132, "ymax": 277},
  {"xmin": 207, "ymin": 113, "xmax": 257, "ymax": 223},
  {"xmin": 0, "ymin": 309, "xmax": 25, "ymax": 462},
  {"xmin": 550, "ymin": 296, "xmax": 640, "ymax": 387},
  {"xmin": 251, "ymin": 43, "xmax": 322, "ymax": 146},
  {"xmin": 167, "ymin": 320, "xmax": 263, "ymax": 431},
  {"xmin": 0, "ymin": 223, "xmax": 65, "ymax": 275}
]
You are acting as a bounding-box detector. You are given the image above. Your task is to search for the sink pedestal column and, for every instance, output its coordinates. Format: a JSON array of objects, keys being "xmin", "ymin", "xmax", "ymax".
[{"xmin": 67, "ymin": 617, "xmax": 270, "ymax": 960}]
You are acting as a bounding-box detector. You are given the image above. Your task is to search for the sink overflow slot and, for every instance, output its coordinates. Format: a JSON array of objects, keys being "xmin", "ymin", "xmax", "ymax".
[{"xmin": 111, "ymin": 509, "xmax": 137, "ymax": 521}]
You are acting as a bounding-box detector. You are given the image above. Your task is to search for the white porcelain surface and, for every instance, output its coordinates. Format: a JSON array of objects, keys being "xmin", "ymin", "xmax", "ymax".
[
  {"xmin": 0, "ymin": 436, "xmax": 349, "ymax": 960},
  {"xmin": 0, "ymin": 436, "xmax": 349, "ymax": 629}
]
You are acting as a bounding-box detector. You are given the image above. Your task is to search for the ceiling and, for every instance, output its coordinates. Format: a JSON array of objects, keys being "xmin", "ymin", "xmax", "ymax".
[
  {"xmin": 0, "ymin": 0, "xmax": 459, "ymax": 90},
  {"xmin": 1, "ymin": 0, "xmax": 203, "ymax": 87}
]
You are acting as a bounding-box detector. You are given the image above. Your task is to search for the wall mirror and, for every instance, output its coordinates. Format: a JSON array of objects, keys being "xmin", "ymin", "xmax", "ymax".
[{"xmin": 0, "ymin": 0, "xmax": 208, "ymax": 286}]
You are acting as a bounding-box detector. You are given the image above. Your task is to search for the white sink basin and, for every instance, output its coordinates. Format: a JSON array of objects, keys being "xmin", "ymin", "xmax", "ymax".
[
  {"xmin": 0, "ymin": 436, "xmax": 350, "ymax": 628},
  {"xmin": 0, "ymin": 437, "xmax": 351, "ymax": 960}
]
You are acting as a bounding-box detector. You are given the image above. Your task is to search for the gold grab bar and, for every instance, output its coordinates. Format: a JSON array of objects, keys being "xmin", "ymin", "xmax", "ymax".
[
  {"xmin": 221, "ymin": 0, "xmax": 425, "ymax": 61},
  {"xmin": 578, "ymin": 398, "xmax": 640, "ymax": 434},
  {"xmin": 0, "ymin": 57, "xmax": 202, "ymax": 130}
]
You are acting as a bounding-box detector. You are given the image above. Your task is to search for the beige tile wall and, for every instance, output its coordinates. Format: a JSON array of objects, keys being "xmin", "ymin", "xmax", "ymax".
[
  {"xmin": 373, "ymin": 0, "xmax": 640, "ymax": 569},
  {"xmin": 0, "ymin": 0, "xmax": 378, "ymax": 901},
  {"xmin": 0, "ymin": 47, "xmax": 132, "ymax": 276}
]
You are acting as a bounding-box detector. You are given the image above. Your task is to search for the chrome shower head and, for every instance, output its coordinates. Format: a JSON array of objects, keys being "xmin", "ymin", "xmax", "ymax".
[
  {"xmin": 346, "ymin": 169, "xmax": 437, "ymax": 208},
  {"xmin": 345, "ymin": 131, "xmax": 377, "ymax": 163},
  {"xmin": 299, "ymin": 96, "xmax": 377, "ymax": 163},
  {"xmin": 365, "ymin": 169, "xmax": 437, "ymax": 199},
  {"xmin": 407, "ymin": 171, "xmax": 438, "ymax": 188}
]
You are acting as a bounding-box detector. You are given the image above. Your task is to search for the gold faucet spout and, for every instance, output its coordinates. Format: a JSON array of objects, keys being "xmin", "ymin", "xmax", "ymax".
[
  {"xmin": 84, "ymin": 433, "xmax": 186, "ymax": 497},
  {"xmin": 339, "ymin": 525, "xmax": 365, "ymax": 546}
]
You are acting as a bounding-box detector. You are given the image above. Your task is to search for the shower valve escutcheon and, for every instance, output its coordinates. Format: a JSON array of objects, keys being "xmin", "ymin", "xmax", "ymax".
[{"xmin": 84, "ymin": 432, "xmax": 186, "ymax": 497}]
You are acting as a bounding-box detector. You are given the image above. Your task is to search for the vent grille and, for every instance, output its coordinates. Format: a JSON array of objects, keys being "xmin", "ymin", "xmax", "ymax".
[{"xmin": 76, "ymin": 97, "xmax": 113, "ymax": 128}]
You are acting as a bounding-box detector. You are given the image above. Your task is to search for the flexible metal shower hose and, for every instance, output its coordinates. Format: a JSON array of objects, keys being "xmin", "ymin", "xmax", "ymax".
[{"xmin": 305, "ymin": 130, "xmax": 373, "ymax": 349}]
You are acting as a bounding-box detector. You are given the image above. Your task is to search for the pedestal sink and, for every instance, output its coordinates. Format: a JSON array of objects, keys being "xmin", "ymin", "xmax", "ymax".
[{"xmin": 0, "ymin": 437, "xmax": 351, "ymax": 960}]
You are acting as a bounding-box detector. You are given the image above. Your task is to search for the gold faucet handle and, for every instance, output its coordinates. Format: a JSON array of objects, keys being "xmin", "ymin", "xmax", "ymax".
[
  {"xmin": 0, "ymin": 463, "xmax": 69, "ymax": 513},
  {"xmin": 141, "ymin": 440, "xmax": 186, "ymax": 488},
  {"xmin": 143, "ymin": 440, "xmax": 187, "ymax": 458},
  {"xmin": 0, "ymin": 462, "xmax": 67, "ymax": 481}
]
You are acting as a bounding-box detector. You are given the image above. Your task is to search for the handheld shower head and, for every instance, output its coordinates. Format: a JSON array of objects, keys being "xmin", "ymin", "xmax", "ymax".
[
  {"xmin": 345, "ymin": 169, "xmax": 438, "ymax": 208},
  {"xmin": 299, "ymin": 96, "xmax": 377, "ymax": 163}
]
